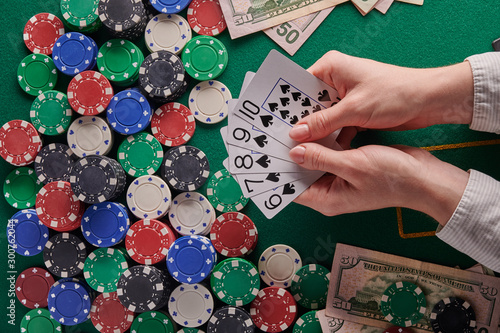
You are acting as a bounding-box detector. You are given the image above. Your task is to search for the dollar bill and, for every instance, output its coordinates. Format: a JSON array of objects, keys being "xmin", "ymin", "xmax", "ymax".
[
  {"xmin": 327, "ymin": 243, "xmax": 500, "ymax": 332},
  {"xmin": 317, "ymin": 310, "xmax": 384, "ymax": 333},
  {"xmin": 263, "ymin": 7, "xmax": 334, "ymax": 56},
  {"xmin": 219, "ymin": 0, "xmax": 349, "ymax": 38}
]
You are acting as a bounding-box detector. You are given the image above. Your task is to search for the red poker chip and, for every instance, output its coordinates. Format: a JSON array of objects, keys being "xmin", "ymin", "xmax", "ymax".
[
  {"xmin": 125, "ymin": 219, "xmax": 176, "ymax": 265},
  {"xmin": 187, "ymin": 0, "xmax": 227, "ymax": 36},
  {"xmin": 35, "ymin": 181, "xmax": 82, "ymax": 230},
  {"xmin": 51, "ymin": 201, "xmax": 85, "ymax": 232},
  {"xmin": 0, "ymin": 120, "xmax": 42, "ymax": 166},
  {"xmin": 384, "ymin": 327, "xmax": 414, "ymax": 333},
  {"xmin": 250, "ymin": 287, "xmax": 297, "ymax": 332},
  {"xmin": 90, "ymin": 292, "xmax": 134, "ymax": 333},
  {"xmin": 15, "ymin": 267, "xmax": 55, "ymax": 309},
  {"xmin": 151, "ymin": 102, "xmax": 195, "ymax": 147},
  {"xmin": 210, "ymin": 212, "xmax": 258, "ymax": 257},
  {"xmin": 67, "ymin": 71, "xmax": 114, "ymax": 116},
  {"xmin": 23, "ymin": 13, "xmax": 65, "ymax": 55}
]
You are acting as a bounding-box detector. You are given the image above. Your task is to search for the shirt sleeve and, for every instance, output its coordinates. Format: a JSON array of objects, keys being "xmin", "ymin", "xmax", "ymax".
[
  {"xmin": 466, "ymin": 52, "xmax": 500, "ymax": 133},
  {"xmin": 436, "ymin": 169, "xmax": 500, "ymax": 272}
]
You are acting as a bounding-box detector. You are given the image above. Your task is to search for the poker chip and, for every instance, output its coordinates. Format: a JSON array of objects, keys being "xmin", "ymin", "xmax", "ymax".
[
  {"xmin": 118, "ymin": 132, "xmax": 163, "ymax": 177},
  {"xmin": 70, "ymin": 155, "xmax": 126, "ymax": 204},
  {"xmin": 169, "ymin": 192, "xmax": 215, "ymax": 236},
  {"xmin": 207, "ymin": 168, "xmax": 249, "ymax": 212},
  {"xmin": 207, "ymin": 306, "xmax": 255, "ymax": 333},
  {"xmin": 290, "ymin": 264, "xmax": 330, "ymax": 309},
  {"xmin": 178, "ymin": 329, "xmax": 206, "ymax": 333},
  {"xmin": 182, "ymin": 36, "xmax": 228, "ymax": 80},
  {"xmin": 84, "ymin": 247, "xmax": 129, "ymax": 293},
  {"xmin": 43, "ymin": 233, "xmax": 87, "ymax": 277},
  {"xmin": 35, "ymin": 180, "xmax": 82, "ymax": 230},
  {"xmin": 34, "ymin": 143, "xmax": 77, "ymax": 184},
  {"xmin": 117, "ymin": 265, "xmax": 170, "ymax": 313},
  {"xmin": 189, "ymin": 80, "xmax": 231, "ymax": 124},
  {"xmin": 430, "ymin": 297, "xmax": 476, "ymax": 333},
  {"xmin": 97, "ymin": 39, "xmax": 144, "ymax": 86},
  {"xmin": 67, "ymin": 116, "xmax": 114, "ymax": 157},
  {"xmin": 130, "ymin": 311, "xmax": 176, "ymax": 333},
  {"xmin": 15, "ymin": 267, "xmax": 54, "ymax": 309},
  {"xmin": 106, "ymin": 89, "xmax": 152, "ymax": 135},
  {"xmin": 187, "ymin": 0, "xmax": 226, "ymax": 36},
  {"xmin": 30, "ymin": 90, "xmax": 73, "ymax": 135},
  {"xmin": 125, "ymin": 219, "xmax": 175, "ymax": 265},
  {"xmin": 7, "ymin": 209, "xmax": 49, "ymax": 256},
  {"xmin": 139, "ymin": 51, "xmax": 186, "ymax": 102},
  {"xmin": 67, "ymin": 71, "xmax": 114, "ymax": 115},
  {"xmin": 98, "ymin": 0, "xmax": 148, "ymax": 39},
  {"xmin": 250, "ymin": 286, "xmax": 297, "ymax": 332},
  {"xmin": 3, "ymin": 167, "xmax": 42, "ymax": 209},
  {"xmin": 145, "ymin": 14, "xmax": 192, "ymax": 54},
  {"xmin": 126, "ymin": 175, "xmax": 172, "ymax": 219},
  {"xmin": 258, "ymin": 244, "xmax": 302, "ymax": 288},
  {"xmin": 48, "ymin": 278, "xmax": 93, "ymax": 325},
  {"xmin": 81, "ymin": 201, "xmax": 130, "ymax": 247},
  {"xmin": 17, "ymin": 53, "xmax": 58, "ymax": 96},
  {"xmin": 210, "ymin": 212, "xmax": 258, "ymax": 257},
  {"xmin": 52, "ymin": 32, "xmax": 97, "ymax": 76},
  {"xmin": 90, "ymin": 292, "xmax": 135, "ymax": 333},
  {"xmin": 149, "ymin": 0, "xmax": 192, "ymax": 14},
  {"xmin": 383, "ymin": 327, "xmax": 414, "ymax": 333},
  {"xmin": 151, "ymin": 102, "xmax": 195, "ymax": 147},
  {"xmin": 168, "ymin": 283, "xmax": 214, "ymax": 327},
  {"xmin": 23, "ymin": 13, "xmax": 65, "ymax": 54},
  {"xmin": 21, "ymin": 308, "xmax": 62, "ymax": 333},
  {"xmin": 166, "ymin": 235, "xmax": 217, "ymax": 284},
  {"xmin": 0, "ymin": 120, "xmax": 42, "ymax": 166},
  {"xmin": 380, "ymin": 281, "xmax": 427, "ymax": 327},
  {"xmin": 210, "ymin": 258, "xmax": 260, "ymax": 306},
  {"xmin": 162, "ymin": 145, "xmax": 210, "ymax": 191},
  {"xmin": 61, "ymin": 0, "xmax": 101, "ymax": 33},
  {"xmin": 293, "ymin": 310, "xmax": 321, "ymax": 333}
]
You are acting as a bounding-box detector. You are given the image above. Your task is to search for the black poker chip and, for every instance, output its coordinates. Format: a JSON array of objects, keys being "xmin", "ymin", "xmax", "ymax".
[
  {"xmin": 207, "ymin": 305, "xmax": 255, "ymax": 333},
  {"xmin": 98, "ymin": 0, "xmax": 147, "ymax": 39},
  {"xmin": 43, "ymin": 233, "xmax": 87, "ymax": 278},
  {"xmin": 162, "ymin": 145, "xmax": 210, "ymax": 192},
  {"xmin": 34, "ymin": 143, "xmax": 78, "ymax": 184},
  {"xmin": 430, "ymin": 297, "xmax": 476, "ymax": 333}
]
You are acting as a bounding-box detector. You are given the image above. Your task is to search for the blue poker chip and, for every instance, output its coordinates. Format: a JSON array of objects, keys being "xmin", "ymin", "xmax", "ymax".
[
  {"xmin": 7, "ymin": 209, "xmax": 49, "ymax": 256},
  {"xmin": 48, "ymin": 278, "xmax": 93, "ymax": 326},
  {"xmin": 106, "ymin": 90, "xmax": 152, "ymax": 135},
  {"xmin": 52, "ymin": 32, "xmax": 97, "ymax": 76},
  {"xmin": 81, "ymin": 201, "xmax": 130, "ymax": 247},
  {"xmin": 150, "ymin": 0, "xmax": 192, "ymax": 14},
  {"xmin": 166, "ymin": 235, "xmax": 217, "ymax": 284}
]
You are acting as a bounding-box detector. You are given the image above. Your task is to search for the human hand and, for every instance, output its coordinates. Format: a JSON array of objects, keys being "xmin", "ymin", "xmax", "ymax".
[{"xmin": 289, "ymin": 51, "xmax": 474, "ymax": 142}]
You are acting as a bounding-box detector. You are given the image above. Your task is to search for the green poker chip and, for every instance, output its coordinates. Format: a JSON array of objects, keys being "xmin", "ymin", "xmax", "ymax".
[
  {"xmin": 30, "ymin": 90, "xmax": 72, "ymax": 135},
  {"xmin": 291, "ymin": 264, "xmax": 330, "ymax": 309},
  {"xmin": 83, "ymin": 247, "xmax": 128, "ymax": 293},
  {"xmin": 210, "ymin": 258, "xmax": 260, "ymax": 306},
  {"xmin": 380, "ymin": 281, "xmax": 427, "ymax": 327},
  {"xmin": 21, "ymin": 308, "xmax": 62, "ymax": 333},
  {"xmin": 60, "ymin": 0, "xmax": 101, "ymax": 33},
  {"xmin": 131, "ymin": 311, "xmax": 176, "ymax": 333},
  {"xmin": 97, "ymin": 39, "xmax": 144, "ymax": 86},
  {"xmin": 17, "ymin": 53, "xmax": 58, "ymax": 96},
  {"xmin": 207, "ymin": 168, "xmax": 249, "ymax": 212},
  {"xmin": 3, "ymin": 167, "xmax": 42, "ymax": 209},
  {"xmin": 118, "ymin": 132, "xmax": 164, "ymax": 177},
  {"xmin": 182, "ymin": 35, "xmax": 228, "ymax": 80},
  {"xmin": 293, "ymin": 311, "xmax": 321, "ymax": 333}
]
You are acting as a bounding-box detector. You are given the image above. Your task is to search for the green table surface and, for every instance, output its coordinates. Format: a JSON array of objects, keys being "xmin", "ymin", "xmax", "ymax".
[{"xmin": 2, "ymin": 0, "xmax": 500, "ymax": 332}]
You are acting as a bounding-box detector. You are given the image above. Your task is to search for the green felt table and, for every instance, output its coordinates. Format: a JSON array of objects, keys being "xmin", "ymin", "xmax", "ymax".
[{"xmin": 2, "ymin": 0, "xmax": 500, "ymax": 332}]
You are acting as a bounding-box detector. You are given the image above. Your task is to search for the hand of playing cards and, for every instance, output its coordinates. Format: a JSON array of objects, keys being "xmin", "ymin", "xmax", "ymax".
[{"xmin": 220, "ymin": 50, "xmax": 342, "ymax": 219}]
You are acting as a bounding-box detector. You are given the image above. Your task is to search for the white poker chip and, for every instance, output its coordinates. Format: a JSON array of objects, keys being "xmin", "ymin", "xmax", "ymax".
[
  {"xmin": 258, "ymin": 244, "xmax": 302, "ymax": 288},
  {"xmin": 67, "ymin": 116, "xmax": 113, "ymax": 158},
  {"xmin": 188, "ymin": 80, "xmax": 231, "ymax": 124},
  {"xmin": 168, "ymin": 283, "xmax": 214, "ymax": 327},
  {"xmin": 200, "ymin": 208, "xmax": 216, "ymax": 236},
  {"xmin": 145, "ymin": 14, "xmax": 192, "ymax": 54},
  {"xmin": 126, "ymin": 175, "xmax": 171, "ymax": 219},
  {"xmin": 169, "ymin": 192, "xmax": 215, "ymax": 236}
]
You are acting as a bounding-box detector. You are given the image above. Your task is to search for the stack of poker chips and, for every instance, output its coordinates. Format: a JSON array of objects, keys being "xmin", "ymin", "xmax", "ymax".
[{"xmin": 98, "ymin": 0, "xmax": 149, "ymax": 40}]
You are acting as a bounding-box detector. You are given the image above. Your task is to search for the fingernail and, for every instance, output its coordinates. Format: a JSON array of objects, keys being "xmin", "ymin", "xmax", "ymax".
[
  {"xmin": 289, "ymin": 145, "xmax": 306, "ymax": 164},
  {"xmin": 289, "ymin": 124, "xmax": 311, "ymax": 140}
]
